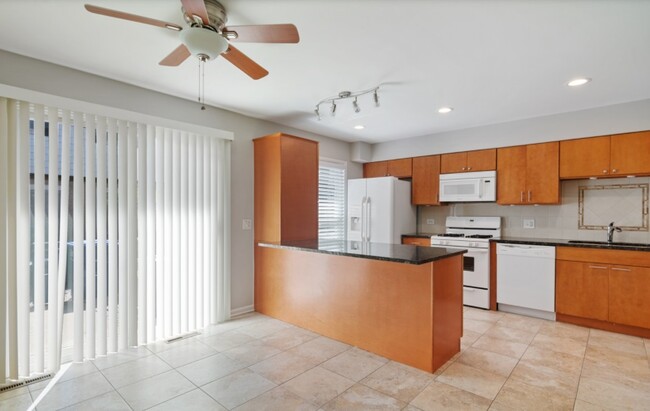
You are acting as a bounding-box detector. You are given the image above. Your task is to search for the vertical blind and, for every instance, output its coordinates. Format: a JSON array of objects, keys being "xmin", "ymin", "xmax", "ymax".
[
  {"xmin": 318, "ymin": 159, "xmax": 347, "ymax": 240},
  {"xmin": 0, "ymin": 97, "xmax": 231, "ymax": 383}
]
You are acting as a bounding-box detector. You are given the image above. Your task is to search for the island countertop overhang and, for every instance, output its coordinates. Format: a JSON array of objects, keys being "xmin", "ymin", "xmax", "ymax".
[{"xmin": 257, "ymin": 239, "xmax": 466, "ymax": 265}]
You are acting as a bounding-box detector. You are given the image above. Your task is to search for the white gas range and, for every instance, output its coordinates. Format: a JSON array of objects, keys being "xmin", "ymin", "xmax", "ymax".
[{"xmin": 430, "ymin": 216, "xmax": 501, "ymax": 309}]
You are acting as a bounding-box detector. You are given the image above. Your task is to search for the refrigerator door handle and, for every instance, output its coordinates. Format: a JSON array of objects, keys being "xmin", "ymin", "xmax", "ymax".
[
  {"xmin": 366, "ymin": 197, "xmax": 371, "ymax": 241},
  {"xmin": 361, "ymin": 196, "xmax": 367, "ymax": 241}
]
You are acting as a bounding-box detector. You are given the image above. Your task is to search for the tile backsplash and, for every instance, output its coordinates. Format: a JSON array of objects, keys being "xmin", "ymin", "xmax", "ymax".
[{"xmin": 418, "ymin": 177, "xmax": 650, "ymax": 243}]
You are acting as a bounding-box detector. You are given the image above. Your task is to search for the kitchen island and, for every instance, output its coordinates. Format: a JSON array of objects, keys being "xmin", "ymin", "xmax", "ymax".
[{"xmin": 255, "ymin": 240, "xmax": 466, "ymax": 373}]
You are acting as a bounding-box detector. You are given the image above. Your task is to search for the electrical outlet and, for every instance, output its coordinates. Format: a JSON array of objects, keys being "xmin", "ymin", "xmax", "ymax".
[
  {"xmin": 426, "ymin": 218, "xmax": 435, "ymax": 225},
  {"xmin": 523, "ymin": 219, "xmax": 535, "ymax": 229},
  {"xmin": 242, "ymin": 219, "xmax": 252, "ymax": 230}
]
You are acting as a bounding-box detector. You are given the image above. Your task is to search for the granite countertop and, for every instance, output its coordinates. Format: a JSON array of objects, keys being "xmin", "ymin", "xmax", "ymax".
[
  {"xmin": 258, "ymin": 239, "xmax": 466, "ymax": 265},
  {"xmin": 402, "ymin": 233, "xmax": 438, "ymax": 239},
  {"xmin": 491, "ymin": 237, "xmax": 650, "ymax": 252}
]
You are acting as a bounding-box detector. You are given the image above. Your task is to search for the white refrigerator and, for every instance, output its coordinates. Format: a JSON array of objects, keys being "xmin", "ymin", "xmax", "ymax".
[{"xmin": 347, "ymin": 177, "xmax": 416, "ymax": 244}]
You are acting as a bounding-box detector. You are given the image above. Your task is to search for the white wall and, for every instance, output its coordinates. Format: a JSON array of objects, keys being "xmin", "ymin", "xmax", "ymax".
[
  {"xmin": 371, "ymin": 99, "xmax": 650, "ymax": 161},
  {"xmin": 0, "ymin": 49, "xmax": 362, "ymax": 315}
]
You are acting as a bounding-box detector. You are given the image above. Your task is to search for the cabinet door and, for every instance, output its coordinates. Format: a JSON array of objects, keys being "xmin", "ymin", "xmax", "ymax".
[
  {"xmin": 610, "ymin": 131, "xmax": 650, "ymax": 176},
  {"xmin": 559, "ymin": 136, "xmax": 611, "ymax": 179},
  {"xmin": 466, "ymin": 149, "xmax": 497, "ymax": 172},
  {"xmin": 363, "ymin": 161, "xmax": 387, "ymax": 178},
  {"xmin": 496, "ymin": 146, "xmax": 527, "ymax": 204},
  {"xmin": 387, "ymin": 158, "xmax": 413, "ymax": 178},
  {"xmin": 402, "ymin": 237, "xmax": 432, "ymax": 246},
  {"xmin": 412, "ymin": 155, "xmax": 440, "ymax": 205},
  {"xmin": 609, "ymin": 265, "xmax": 650, "ymax": 329},
  {"xmin": 440, "ymin": 152, "xmax": 467, "ymax": 174},
  {"xmin": 556, "ymin": 260, "xmax": 609, "ymax": 321},
  {"xmin": 526, "ymin": 142, "xmax": 559, "ymax": 204}
]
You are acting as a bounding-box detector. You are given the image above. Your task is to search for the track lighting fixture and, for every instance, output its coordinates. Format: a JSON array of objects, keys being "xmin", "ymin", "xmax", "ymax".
[{"xmin": 314, "ymin": 86, "xmax": 380, "ymax": 120}]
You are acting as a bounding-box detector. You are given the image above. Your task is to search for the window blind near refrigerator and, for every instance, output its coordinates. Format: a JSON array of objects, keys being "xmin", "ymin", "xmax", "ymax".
[
  {"xmin": 0, "ymin": 98, "xmax": 230, "ymax": 383},
  {"xmin": 318, "ymin": 159, "xmax": 347, "ymax": 241}
]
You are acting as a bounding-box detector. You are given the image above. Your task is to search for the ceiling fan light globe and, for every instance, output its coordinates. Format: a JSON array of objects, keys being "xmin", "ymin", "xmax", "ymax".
[{"xmin": 180, "ymin": 26, "xmax": 228, "ymax": 60}]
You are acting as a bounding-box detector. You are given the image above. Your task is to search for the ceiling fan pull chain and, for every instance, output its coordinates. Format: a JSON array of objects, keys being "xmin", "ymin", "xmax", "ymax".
[{"xmin": 198, "ymin": 54, "xmax": 207, "ymax": 110}]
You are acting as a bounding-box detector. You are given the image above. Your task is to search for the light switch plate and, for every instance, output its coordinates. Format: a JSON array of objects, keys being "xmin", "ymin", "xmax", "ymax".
[
  {"xmin": 426, "ymin": 219, "xmax": 435, "ymax": 225},
  {"xmin": 242, "ymin": 219, "xmax": 252, "ymax": 230},
  {"xmin": 523, "ymin": 219, "xmax": 535, "ymax": 229}
]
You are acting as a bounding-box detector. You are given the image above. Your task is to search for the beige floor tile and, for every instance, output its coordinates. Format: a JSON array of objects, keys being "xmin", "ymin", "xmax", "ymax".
[
  {"xmin": 320, "ymin": 383, "xmax": 405, "ymax": 411},
  {"xmin": 156, "ymin": 340, "xmax": 218, "ymax": 368},
  {"xmin": 490, "ymin": 377, "xmax": 575, "ymax": 411},
  {"xmin": 202, "ymin": 368, "xmax": 276, "ymax": 409},
  {"xmin": 222, "ymin": 340, "xmax": 282, "ymax": 367},
  {"xmin": 572, "ymin": 399, "xmax": 610, "ymax": 411},
  {"xmin": 233, "ymin": 386, "xmax": 317, "ymax": 411},
  {"xmin": 61, "ymin": 390, "xmax": 131, "ymax": 411},
  {"xmin": 537, "ymin": 321, "xmax": 590, "ymax": 342},
  {"xmin": 496, "ymin": 314, "xmax": 544, "ymax": 333},
  {"xmin": 509, "ymin": 350, "xmax": 581, "ymax": 399},
  {"xmin": 588, "ymin": 329, "xmax": 647, "ymax": 357},
  {"xmin": 577, "ymin": 376, "xmax": 650, "ymax": 410},
  {"xmin": 287, "ymin": 336, "xmax": 350, "ymax": 363},
  {"xmin": 236, "ymin": 319, "xmax": 293, "ymax": 339},
  {"xmin": 530, "ymin": 333, "xmax": 587, "ymax": 358},
  {"xmin": 436, "ymin": 362, "xmax": 507, "ymax": 400},
  {"xmin": 456, "ymin": 347, "xmax": 518, "ymax": 377},
  {"xmin": 0, "ymin": 386, "xmax": 29, "ymax": 401},
  {"xmin": 260, "ymin": 327, "xmax": 318, "ymax": 351},
  {"xmin": 117, "ymin": 370, "xmax": 195, "ymax": 411},
  {"xmin": 91, "ymin": 346, "xmax": 153, "ymax": 370},
  {"xmin": 201, "ymin": 331, "xmax": 258, "ymax": 352},
  {"xmin": 581, "ymin": 356, "xmax": 650, "ymax": 394},
  {"xmin": 472, "ymin": 335, "xmax": 528, "ymax": 359},
  {"xmin": 403, "ymin": 405, "xmax": 425, "ymax": 411},
  {"xmin": 146, "ymin": 335, "xmax": 204, "ymax": 353},
  {"xmin": 249, "ymin": 351, "xmax": 320, "ymax": 384},
  {"xmin": 464, "ymin": 308, "xmax": 505, "ymax": 323},
  {"xmin": 32, "ymin": 371, "xmax": 114, "ymax": 411},
  {"xmin": 101, "ymin": 354, "xmax": 172, "ymax": 388},
  {"xmin": 148, "ymin": 389, "xmax": 227, "ymax": 411},
  {"xmin": 519, "ymin": 345, "xmax": 583, "ymax": 376},
  {"xmin": 410, "ymin": 380, "xmax": 491, "ymax": 411},
  {"xmin": 464, "ymin": 318, "xmax": 494, "ymax": 334},
  {"xmin": 485, "ymin": 325, "xmax": 536, "ymax": 345},
  {"xmin": 176, "ymin": 353, "xmax": 246, "ymax": 386},
  {"xmin": 321, "ymin": 347, "xmax": 388, "ymax": 382},
  {"xmin": 282, "ymin": 366, "xmax": 354, "ymax": 407},
  {"xmin": 0, "ymin": 392, "xmax": 33, "ymax": 411},
  {"xmin": 462, "ymin": 329, "xmax": 483, "ymax": 345},
  {"xmin": 361, "ymin": 361, "xmax": 433, "ymax": 403}
]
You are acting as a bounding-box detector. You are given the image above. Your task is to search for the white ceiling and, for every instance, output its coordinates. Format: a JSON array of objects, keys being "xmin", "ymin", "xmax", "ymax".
[{"xmin": 1, "ymin": 0, "xmax": 649, "ymax": 143}]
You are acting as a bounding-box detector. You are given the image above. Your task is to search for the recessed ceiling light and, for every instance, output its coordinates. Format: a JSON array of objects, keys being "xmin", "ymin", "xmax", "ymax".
[
  {"xmin": 354, "ymin": 125, "xmax": 365, "ymax": 130},
  {"xmin": 567, "ymin": 78, "xmax": 591, "ymax": 87},
  {"xmin": 438, "ymin": 107, "xmax": 453, "ymax": 114}
]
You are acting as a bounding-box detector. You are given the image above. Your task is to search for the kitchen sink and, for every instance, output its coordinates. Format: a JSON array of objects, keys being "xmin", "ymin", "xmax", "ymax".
[{"xmin": 567, "ymin": 240, "xmax": 650, "ymax": 248}]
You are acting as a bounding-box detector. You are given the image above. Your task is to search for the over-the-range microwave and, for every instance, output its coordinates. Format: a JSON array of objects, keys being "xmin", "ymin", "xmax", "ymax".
[{"xmin": 439, "ymin": 170, "xmax": 496, "ymax": 202}]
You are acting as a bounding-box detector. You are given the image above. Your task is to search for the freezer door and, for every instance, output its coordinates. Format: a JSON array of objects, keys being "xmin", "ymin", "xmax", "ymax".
[{"xmin": 347, "ymin": 179, "xmax": 367, "ymax": 241}]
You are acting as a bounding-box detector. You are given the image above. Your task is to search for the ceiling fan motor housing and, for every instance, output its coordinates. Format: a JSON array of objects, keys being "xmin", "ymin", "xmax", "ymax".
[{"xmin": 184, "ymin": 0, "xmax": 228, "ymax": 31}]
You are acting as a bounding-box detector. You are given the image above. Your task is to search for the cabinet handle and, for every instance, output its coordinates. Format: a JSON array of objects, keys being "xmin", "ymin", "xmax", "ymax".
[
  {"xmin": 520, "ymin": 191, "xmax": 524, "ymax": 202},
  {"xmin": 462, "ymin": 167, "xmax": 466, "ymax": 171},
  {"xmin": 588, "ymin": 265, "xmax": 608, "ymax": 270},
  {"xmin": 467, "ymin": 166, "xmax": 472, "ymax": 171},
  {"xmin": 602, "ymin": 169, "xmax": 608, "ymax": 174},
  {"xmin": 612, "ymin": 168, "xmax": 618, "ymax": 173},
  {"xmin": 611, "ymin": 267, "xmax": 631, "ymax": 272},
  {"xmin": 528, "ymin": 191, "xmax": 532, "ymax": 202}
]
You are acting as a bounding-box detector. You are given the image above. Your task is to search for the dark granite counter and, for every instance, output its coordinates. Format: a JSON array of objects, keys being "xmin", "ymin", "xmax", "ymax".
[
  {"xmin": 402, "ymin": 233, "xmax": 438, "ymax": 239},
  {"xmin": 491, "ymin": 237, "xmax": 650, "ymax": 252},
  {"xmin": 258, "ymin": 239, "xmax": 466, "ymax": 265}
]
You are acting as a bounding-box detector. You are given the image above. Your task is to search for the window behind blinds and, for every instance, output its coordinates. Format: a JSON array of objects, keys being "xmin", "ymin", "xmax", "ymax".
[{"xmin": 318, "ymin": 159, "xmax": 347, "ymax": 240}]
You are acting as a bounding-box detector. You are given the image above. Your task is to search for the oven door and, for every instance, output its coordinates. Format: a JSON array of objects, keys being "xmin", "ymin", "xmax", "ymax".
[{"xmin": 439, "ymin": 245, "xmax": 489, "ymax": 288}]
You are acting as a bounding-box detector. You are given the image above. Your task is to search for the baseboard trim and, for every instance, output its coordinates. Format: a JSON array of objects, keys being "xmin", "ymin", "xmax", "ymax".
[
  {"xmin": 231, "ymin": 305, "xmax": 255, "ymax": 317},
  {"xmin": 556, "ymin": 313, "xmax": 650, "ymax": 339}
]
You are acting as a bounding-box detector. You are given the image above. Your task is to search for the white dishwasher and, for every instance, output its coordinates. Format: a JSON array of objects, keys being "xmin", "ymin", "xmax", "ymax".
[{"xmin": 496, "ymin": 243, "xmax": 556, "ymax": 320}]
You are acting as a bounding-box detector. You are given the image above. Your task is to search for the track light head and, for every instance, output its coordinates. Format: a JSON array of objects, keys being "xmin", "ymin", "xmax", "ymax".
[
  {"xmin": 353, "ymin": 97, "xmax": 361, "ymax": 113},
  {"xmin": 314, "ymin": 106, "xmax": 321, "ymax": 121},
  {"xmin": 374, "ymin": 89, "xmax": 380, "ymax": 107},
  {"xmin": 330, "ymin": 101, "xmax": 337, "ymax": 116}
]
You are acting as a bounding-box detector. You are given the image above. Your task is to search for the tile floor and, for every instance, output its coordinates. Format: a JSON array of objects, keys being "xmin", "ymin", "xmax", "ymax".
[{"xmin": 1, "ymin": 307, "xmax": 649, "ymax": 410}]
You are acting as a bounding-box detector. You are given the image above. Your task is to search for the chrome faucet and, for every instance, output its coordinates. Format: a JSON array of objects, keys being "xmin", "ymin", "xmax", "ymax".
[{"xmin": 607, "ymin": 222, "xmax": 622, "ymax": 243}]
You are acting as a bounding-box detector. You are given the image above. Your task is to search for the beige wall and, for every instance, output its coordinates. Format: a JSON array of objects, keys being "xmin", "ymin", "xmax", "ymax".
[{"xmin": 0, "ymin": 49, "xmax": 362, "ymax": 315}]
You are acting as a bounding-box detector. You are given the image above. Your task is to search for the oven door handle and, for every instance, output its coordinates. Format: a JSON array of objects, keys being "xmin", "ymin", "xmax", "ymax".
[{"xmin": 434, "ymin": 245, "xmax": 489, "ymax": 253}]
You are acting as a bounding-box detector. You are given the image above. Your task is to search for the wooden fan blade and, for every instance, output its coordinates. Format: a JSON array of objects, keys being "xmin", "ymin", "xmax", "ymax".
[
  {"xmin": 221, "ymin": 45, "xmax": 269, "ymax": 80},
  {"xmin": 159, "ymin": 44, "xmax": 191, "ymax": 66},
  {"xmin": 84, "ymin": 4, "xmax": 183, "ymax": 31},
  {"xmin": 224, "ymin": 24, "xmax": 300, "ymax": 43},
  {"xmin": 180, "ymin": 0, "xmax": 210, "ymax": 25}
]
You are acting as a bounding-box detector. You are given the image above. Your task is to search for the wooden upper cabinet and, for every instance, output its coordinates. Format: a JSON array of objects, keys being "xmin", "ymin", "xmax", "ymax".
[
  {"xmin": 440, "ymin": 149, "xmax": 496, "ymax": 174},
  {"xmin": 497, "ymin": 142, "xmax": 559, "ymax": 205},
  {"xmin": 560, "ymin": 136, "xmax": 610, "ymax": 179},
  {"xmin": 610, "ymin": 131, "xmax": 650, "ymax": 176},
  {"xmin": 609, "ymin": 265, "xmax": 650, "ymax": 329},
  {"xmin": 253, "ymin": 133, "xmax": 318, "ymax": 243},
  {"xmin": 560, "ymin": 131, "xmax": 650, "ymax": 179},
  {"xmin": 411, "ymin": 155, "xmax": 440, "ymax": 205},
  {"xmin": 363, "ymin": 158, "xmax": 412, "ymax": 178},
  {"xmin": 556, "ymin": 260, "xmax": 609, "ymax": 321}
]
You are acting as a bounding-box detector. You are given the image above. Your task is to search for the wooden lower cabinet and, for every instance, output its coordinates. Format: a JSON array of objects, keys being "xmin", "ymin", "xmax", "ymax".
[
  {"xmin": 402, "ymin": 236, "xmax": 432, "ymax": 246},
  {"xmin": 556, "ymin": 260, "xmax": 608, "ymax": 321},
  {"xmin": 609, "ymin": 265, "xmax": 650, "ymax": 329},
  {"xmin": 556, "ymin": 246, "xmax": 650, "ymax": 337}
]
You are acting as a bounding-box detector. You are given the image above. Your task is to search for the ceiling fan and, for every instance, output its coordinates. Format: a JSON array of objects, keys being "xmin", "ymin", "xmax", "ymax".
[{"xmin": 84, "ymin": 0, "xmax": 300, "ymax": 80}]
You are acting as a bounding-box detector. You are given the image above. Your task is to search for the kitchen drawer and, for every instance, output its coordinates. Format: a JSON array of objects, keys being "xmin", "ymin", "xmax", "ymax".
[{"xmin": 463, "ymin": 287, "xmax": 489, "ymax": 309}]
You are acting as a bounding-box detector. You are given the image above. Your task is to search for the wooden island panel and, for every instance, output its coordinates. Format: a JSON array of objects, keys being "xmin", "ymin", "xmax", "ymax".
[{"xmin": 255, "ymin": 246, "xmax": 463, "ymax": 372}]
